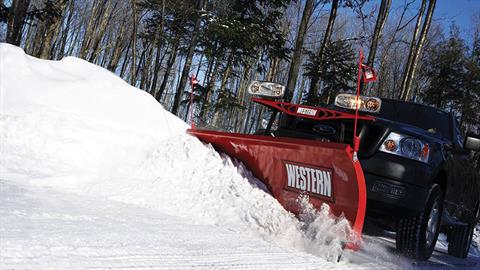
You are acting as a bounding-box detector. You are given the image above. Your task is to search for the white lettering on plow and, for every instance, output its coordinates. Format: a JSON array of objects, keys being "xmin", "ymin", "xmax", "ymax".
[{"xmin": 284, "ymin": 163, "xmax": 332, "ymax": 198}]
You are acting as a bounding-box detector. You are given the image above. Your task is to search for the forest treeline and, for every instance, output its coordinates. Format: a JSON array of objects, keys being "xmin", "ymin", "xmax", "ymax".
[{"xmin": 1, "ymin": 0, "xmax": 479, "ymax": 137}]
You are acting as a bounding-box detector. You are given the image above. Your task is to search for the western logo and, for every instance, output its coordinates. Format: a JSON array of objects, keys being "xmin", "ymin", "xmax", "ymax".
[{"xmin": 284, "ymin": 162, "xmax": 332, "ymax": 198}]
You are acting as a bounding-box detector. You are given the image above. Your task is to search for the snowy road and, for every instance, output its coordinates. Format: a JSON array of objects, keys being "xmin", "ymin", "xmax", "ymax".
[
  {"xmin": 1, "ymin": 179, "xmax": 478, "ymax": 269},
  {"xmin": 1, "ymin": 179, "xmax": 389, "ymax": 270}
]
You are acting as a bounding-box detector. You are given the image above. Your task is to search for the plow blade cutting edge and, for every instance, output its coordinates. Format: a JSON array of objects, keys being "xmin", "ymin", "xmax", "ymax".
[{"xmin": 187, "ymin": 129, "xmax": 366, "ymax": 250}]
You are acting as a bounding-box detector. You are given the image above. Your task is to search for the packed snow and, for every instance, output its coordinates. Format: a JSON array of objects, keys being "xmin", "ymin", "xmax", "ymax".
[{"xmin": 0, "ymin": 43, "xmax": 478, "ymax": 269}]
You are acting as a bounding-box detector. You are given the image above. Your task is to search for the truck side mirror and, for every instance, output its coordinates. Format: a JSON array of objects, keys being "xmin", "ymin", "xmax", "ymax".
[{"xmin": 464, "ymin": 133, "xmax": 480, "ymax": 151}]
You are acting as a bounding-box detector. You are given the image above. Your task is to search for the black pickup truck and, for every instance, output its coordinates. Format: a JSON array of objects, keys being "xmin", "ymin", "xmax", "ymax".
[{"xmin": 261, "ymin": 93, "xmax": 480, "ymax": 260}]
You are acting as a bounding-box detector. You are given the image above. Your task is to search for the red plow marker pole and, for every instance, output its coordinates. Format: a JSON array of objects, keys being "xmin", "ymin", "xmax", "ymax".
[
  {"xmin": 346, "ymin": 49, "xmax": 378, "ymax": 250},
  {"xmin": 352, "ymin": 49, "xmax": 364, "ymax": 161},
  {"xmin": 346, "ymin": 49, "xmax": 367, "ymax": 250}
]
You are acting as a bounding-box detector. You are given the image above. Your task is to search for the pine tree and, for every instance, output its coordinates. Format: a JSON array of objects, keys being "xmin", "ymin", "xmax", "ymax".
[
  {"xmin": 422, "ymin": 26, "xmax": 466, "ymax": 110},
  {"xmin": 303, "ymin": 39, "xmax": 356, "ymax": 106}
]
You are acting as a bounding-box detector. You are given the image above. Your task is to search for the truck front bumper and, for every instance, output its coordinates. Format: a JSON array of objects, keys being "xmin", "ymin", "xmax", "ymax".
[
  {"xmin": 364, "ymin": 173, "xmax": 430, "ymax": 217},
  {"xmin": 360, "ymin": 152, "xmax": 434, "ymax": 218}
]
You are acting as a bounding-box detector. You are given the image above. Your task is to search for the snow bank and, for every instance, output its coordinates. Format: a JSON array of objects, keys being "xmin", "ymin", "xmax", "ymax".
[{"xmin": 0, "ymin": 43, "xmax": 351, "ymax": 261}]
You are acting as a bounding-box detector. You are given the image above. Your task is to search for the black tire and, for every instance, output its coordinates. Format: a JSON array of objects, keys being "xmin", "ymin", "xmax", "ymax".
[
  {"xmin": 448, "ymin": 202, "xmax": 479, "ymax": 258},
  {"xmin": 396, "ymin": 184, "xmax": 443, "ymax": 261}
]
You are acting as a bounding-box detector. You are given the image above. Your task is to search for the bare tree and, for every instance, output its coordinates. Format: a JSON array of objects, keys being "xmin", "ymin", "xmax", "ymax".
[
  {"xmin": 88, "ymin": 1, "xmax": 117, "ymax": 63},
  {"xmin": 400, "ymin": 0, "xmax": 436, "ymax": 101},
  {"xmin": 307, "ymin": 0, "xmax": 339, "ymax": 101},
  {"xmin": 39, "ymin": 0, "xmax": 69, "ymax": 59},
  {"xmin": 364, "ymin": 0, "xmax": 391, "ymax": 94},
  {"xmin": 56, "ymin": 0, "xmax": 75, "ymax": 59},
  {"xmin": 130, "ymin": 0, "xmax": 138, "ymax": 86},
  {"xmin": 107, "ymin": 18, "xmax": 128, "ymax": 71},
  {"xmin": 155, "ymin": 39, "xmax": 180, "ymax": 102},
  {"xmin": 79, "ymin": 0, "xmax": 104, "ymax": 59},
  {"xmin": 6, "ymin": 0, "xmax": 31, "ymax": 45},
  {"xmin": 284, "ymin": 0, "xmax": 315, "ymax": 101}
]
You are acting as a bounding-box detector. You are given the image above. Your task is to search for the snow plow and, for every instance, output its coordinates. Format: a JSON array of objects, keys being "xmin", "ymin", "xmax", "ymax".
[
  {"xmin": 187, "ymin": 97, "xmax": 371, "ymax": 250},
  {"xmin": 187, "ymin": 52, "xmax": 378, "ymax": 250}
]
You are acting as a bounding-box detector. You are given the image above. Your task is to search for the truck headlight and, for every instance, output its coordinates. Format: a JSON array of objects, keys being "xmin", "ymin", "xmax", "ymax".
[{"xmin": 379, "ymin": 132, "xmax": 430, "ymax": 163}]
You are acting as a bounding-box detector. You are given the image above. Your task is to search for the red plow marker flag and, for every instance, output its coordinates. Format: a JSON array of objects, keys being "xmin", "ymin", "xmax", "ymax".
[{"xmin": 361, "ymin": 64, "xmax": 377, "ymax": 83}]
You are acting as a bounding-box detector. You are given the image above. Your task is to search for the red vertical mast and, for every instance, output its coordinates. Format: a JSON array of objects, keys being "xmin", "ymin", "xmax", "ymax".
[{"xmin": 352, "ymin": 50, "xmax": 364, "ymax": 161}]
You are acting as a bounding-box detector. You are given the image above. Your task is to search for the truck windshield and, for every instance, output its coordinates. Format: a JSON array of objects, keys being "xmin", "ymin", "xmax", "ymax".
[{"xmin": 378, "ymin": 99, "xmax": 451, "ymax": 138}]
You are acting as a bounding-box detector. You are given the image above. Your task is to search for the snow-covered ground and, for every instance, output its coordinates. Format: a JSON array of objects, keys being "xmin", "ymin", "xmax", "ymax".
[{"xmin": 0, "ymin": 43, "xmax": 478, "ymax": 269}]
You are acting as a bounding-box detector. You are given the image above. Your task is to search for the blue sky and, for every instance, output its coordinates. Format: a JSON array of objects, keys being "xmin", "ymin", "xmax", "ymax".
[{"xmin": 433, "ymin": 0, "xmax": 479, "ymax": 32}]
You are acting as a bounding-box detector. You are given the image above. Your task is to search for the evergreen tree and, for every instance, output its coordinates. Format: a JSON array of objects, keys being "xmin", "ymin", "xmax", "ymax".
[
  {"xmin": 422, "ymin": 26, "xmax": 466, "ymax": 110},
  {"xmin": 303, "ymin": 39, "xmax": 356, "ymax": 106},
  {"xmin": 421, "ymin": 24, "xmax": 480, "ymax": 132},
  {"xmin": 461, "ymin": 31, "xmax": 480, "ymax": 128}
]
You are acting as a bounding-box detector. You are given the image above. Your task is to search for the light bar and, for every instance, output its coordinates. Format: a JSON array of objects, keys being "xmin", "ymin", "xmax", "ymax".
[
  {"xmin": 248, "ymin": 81, "xmax": 285, "ymax": 98},
  {"xmin": 334, "ymin": 93, "xmax": 382, "ymax": 113}
]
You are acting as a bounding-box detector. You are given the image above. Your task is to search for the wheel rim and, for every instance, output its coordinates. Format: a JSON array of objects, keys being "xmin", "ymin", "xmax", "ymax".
[{"xmin": 426, "ymin": 201, "xmax": 440, "ymax": 247}]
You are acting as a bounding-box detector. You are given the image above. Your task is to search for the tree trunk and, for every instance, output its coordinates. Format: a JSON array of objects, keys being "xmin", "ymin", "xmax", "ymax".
[
  {"xmin": 401, "ymin": 0, "xmax": 436, "ymax": 101},
  {"xmin": 57, "ymin": 0, "xmax": 75, "ymax": 59},
  {"xmin": 40, "ymin": 0, "xmax": 68, "ymax": 59},
  {"xmin": 79, "ymin": 0, "xmax": 104, "ymax": 59},
  {"xmin": 135, "ymin": 43, "xmax": 148, "ymax": 79},
  {"xmin": 88, "ymin": 1, "xmax": 117, "ymax": 63},
  {"xmin": 140, "ymin": 44, "xmax": 154, "ymax": 90},
  {"xmin": 23, "ymin": 19, "xmax": 35, "ymax": 54},
  {"xmin": 285, "ymin": 0, "xmax": 314, "ymax": 101},
  {"xmin": 107, "ymin": 19, "xmax": 128, "ymax": 71},
  {"xmin": 172, "ymin": 0, "xmax": 206, "ymax": 115},
  {"xmin": 31, "ymin": 22, "xmax": 47, "ymax": 57},
  {"xmin": 235, "ymin": 62, "xmax": 253, "ymax": 132},
  {"xmin": 211, "ymin": 59, "xmax": 233, "ymax": 128},
  {"xmin": 364, "ymin": 0, "xmax": 391, "ymax": 94},
  {"xmin": 148, "ymin": 0, "xmax": 166, "ymax": 96},
  {"xmin": 267, "ymin": 57, "xmax": 280, "ymax": 81},
  {"xmin": 307, "ymin": 0, "xmax": 339, "ymax": 101},
  {"xmin": 130, "ymin": 0, "xmax": 138, "ymax": 86},
  {"xmin": 119, "ymin": 40, "xmax": 131, "ymax": 78},
  {"xmin": 399, "ymin": 0, "xmax": 427, "ymax": 99},
  {"xmin": 6, "ymin": 0, "xmax": 31, "ymax": 46},
  {"xmin": 199, "ymin": 57, "xmax": 218, "ymax": 121},
  {"xmin": 149, "ymin": 42, "xmax": 168, "ymax": 96},
  {"xmin": 366, "ymin": 0, "xmax": 391, "ymax": 67},
  {"xmin": 155, "ymin": 40, "xmax": 180, "ymax": 102}
]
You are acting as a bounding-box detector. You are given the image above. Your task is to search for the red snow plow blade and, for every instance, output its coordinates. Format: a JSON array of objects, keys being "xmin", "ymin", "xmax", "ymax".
[{"xmin": 187, "ymin": 128, "xmax": 367, "ymax": 250}]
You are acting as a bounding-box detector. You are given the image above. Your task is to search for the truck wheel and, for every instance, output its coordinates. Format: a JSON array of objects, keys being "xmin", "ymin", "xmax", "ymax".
[
  {"xmin": 448, "ymin": 203, "xmax": 479, "ymax": 258},
  {"xmin": 396, "ymin": 184, "xmax": 443, "ymax": 260}
]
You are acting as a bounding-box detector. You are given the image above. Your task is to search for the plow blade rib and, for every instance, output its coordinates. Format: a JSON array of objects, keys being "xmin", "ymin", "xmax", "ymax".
[{"xmin": 187, "ymin": 129, "xmax": 366, "ymax": 250}]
